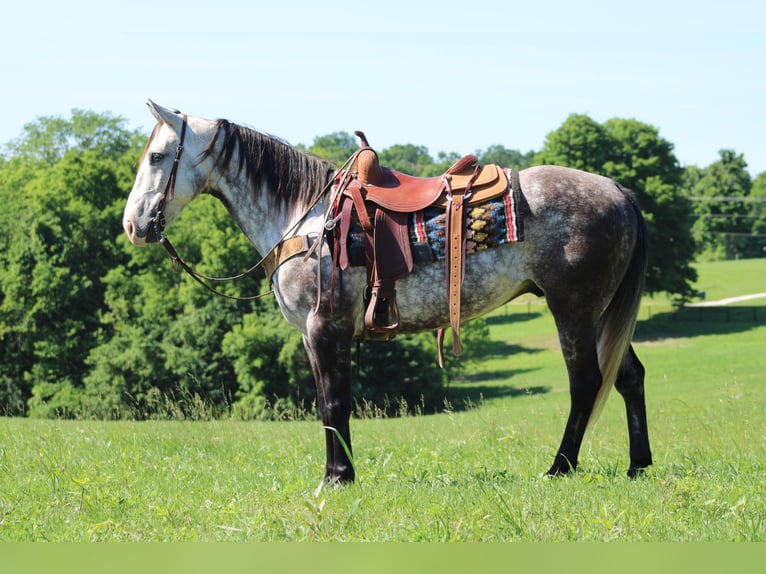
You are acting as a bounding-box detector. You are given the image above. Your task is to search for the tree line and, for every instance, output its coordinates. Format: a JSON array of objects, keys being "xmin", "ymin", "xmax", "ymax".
[{"xmin": 1, "ymin": 110, "xmax": 764, "ymax": 419}]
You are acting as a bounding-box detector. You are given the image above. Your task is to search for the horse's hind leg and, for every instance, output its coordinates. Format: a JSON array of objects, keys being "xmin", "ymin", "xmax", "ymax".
[
  {"xmin": 302, "ymin": 319, "xmax": 355, "ymax": 485},
  {"xmin": 615, "ymin": 345, "xmax": 652, "ymax": 477},
  {"xmin": 547, "ymin": 321, "xmax": 602, "ymax": 476}
]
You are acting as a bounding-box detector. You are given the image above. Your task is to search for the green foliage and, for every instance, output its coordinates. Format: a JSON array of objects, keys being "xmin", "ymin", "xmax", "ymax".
[
  {"xmin": 477, "ymin": 144, "xmax": 535, "ymax": 170},
  {"xmin": 304, "ymin": 132, "xmax": 358, "ymax": 166},
  {"xmin": 353, "ymin": 334, "xmax": 447, "ymax": 415},
  {"xmin": 535, "ymin": 113, "xmax": 613, "ymax": 170},
  {"xmin": 3, "ymin": 109, "xmax": 137, "ymax": 165},
  {"xmin": 378, "ymin": 143, "xmax": 438, "ymax": 176},
  {"xmin": 223, "ymin": 300, "xmax": 314, "ymax": 419},
  {"xmin": 307, "ymin": 132, "xmax": 535, "ymax": 178},
  {"xmin": 83, "ymin": 196, "xmax": 264, "ymax": 420},
  {"xmin": 751, "ymin": 172, "xmax": 766, "ymax": 251},
  {"xmin": 684, "ymin": 149, "xmax": 761, "ymax": 260},
  {"xmin": 0, "ymin": 111, "xmax": 140, "ymax": 416}
]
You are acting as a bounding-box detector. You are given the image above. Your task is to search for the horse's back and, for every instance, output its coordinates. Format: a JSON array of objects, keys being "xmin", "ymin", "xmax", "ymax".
[{"xmin": 520, "ymin": 165, "xmax": 635, "ymax": 226}]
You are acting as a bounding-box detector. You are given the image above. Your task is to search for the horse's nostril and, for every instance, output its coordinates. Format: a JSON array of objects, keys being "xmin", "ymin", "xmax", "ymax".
[{"xmin": 124, "ymin": 219, "xmax": 135, "ymax": 238}]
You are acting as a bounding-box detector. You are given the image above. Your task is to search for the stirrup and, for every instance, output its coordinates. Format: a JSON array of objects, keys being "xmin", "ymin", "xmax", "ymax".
[{"xmin": 364, "ymin": 285, "xmax": 400, "ymax": 333}]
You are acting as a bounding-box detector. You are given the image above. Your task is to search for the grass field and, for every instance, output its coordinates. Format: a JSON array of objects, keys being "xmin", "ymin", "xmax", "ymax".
[{"xmin": 1, "ymin": 259, "xmax": 764, "ymax": 541}]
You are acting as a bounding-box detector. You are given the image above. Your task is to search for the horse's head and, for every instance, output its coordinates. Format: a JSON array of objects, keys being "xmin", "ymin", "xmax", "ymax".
[{"xmin": 123, "ymin": 101, "xmax": 215, "ymax": 246}]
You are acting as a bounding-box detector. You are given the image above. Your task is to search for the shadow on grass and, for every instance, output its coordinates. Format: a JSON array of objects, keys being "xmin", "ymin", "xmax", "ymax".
[
  {"xmin": 485, "ymin": 310, "xmax": 544, "ymax": 326},
  {"xmin": 442, "ymin": 322, "xmax": 551, "ymax": 408},
  {"xmin": 446, "ymin": 371, "xmax": 550, "ymax": 406},
  {"xmin": 446, "ymin": 382, "xmax": 551, "ymax": 411},
  {"xmin": 474, "ymin": 340, "xmax": 544, "ymax": 359},
  {"xmin": 635, "ymin": 305, "xmax": 766, "ymax": 341}
]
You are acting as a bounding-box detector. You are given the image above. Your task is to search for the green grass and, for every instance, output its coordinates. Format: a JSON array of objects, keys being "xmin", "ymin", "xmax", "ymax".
[
  {"xmin": 1, "ymin": 259, "xmax": 765, "ymax": 541},
  {"xmin": 692, "ymin": 258, "xmax": 766, "ymax": 302}
]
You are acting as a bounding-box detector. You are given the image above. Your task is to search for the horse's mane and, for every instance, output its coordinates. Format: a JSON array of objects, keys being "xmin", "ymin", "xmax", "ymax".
[{"xmin": 201, "ymin": 119, "xmax": 334, "ymax": 213}]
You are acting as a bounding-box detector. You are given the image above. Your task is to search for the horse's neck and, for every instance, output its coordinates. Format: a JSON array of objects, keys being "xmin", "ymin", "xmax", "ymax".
[
  {"xmin": 216, "ymin": 177, "xmax": 322, "ymax": 257},
  {"xmin": 202, "ymin": 131, "xmax": 331, "ymax": 257}
]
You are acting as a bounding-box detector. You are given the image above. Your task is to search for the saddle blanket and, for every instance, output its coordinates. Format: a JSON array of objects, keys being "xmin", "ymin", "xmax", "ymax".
[{"xmin": 347, "ymin": 168, "xmax": 524, "ymax": 266}]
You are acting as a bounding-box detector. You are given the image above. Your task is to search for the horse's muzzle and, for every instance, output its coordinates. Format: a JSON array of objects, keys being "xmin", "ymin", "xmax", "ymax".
[{"xmin": 123, "ymin": 217, "xmax": 159, "ymax": 246}]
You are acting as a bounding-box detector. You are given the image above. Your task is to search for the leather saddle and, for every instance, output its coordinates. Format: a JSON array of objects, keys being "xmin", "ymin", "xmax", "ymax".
[
  {"xmin": 332, "ymin": 132, "xmax": 510, "ymax": 365},
  {"xmin": 354, "ymin": 132, "xmax": 508, "ymax": 211}
]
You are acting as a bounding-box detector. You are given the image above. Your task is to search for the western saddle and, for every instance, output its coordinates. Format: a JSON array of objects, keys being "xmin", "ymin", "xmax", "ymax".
[{"xmin": 331, "ymin": 132, "xmax": 510, "ymax": 365}]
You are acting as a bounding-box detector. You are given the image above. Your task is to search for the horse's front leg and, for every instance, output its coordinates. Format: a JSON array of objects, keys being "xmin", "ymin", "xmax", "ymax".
[{"xmin": 303, "ymin": 317, "xmax": 355, "ymax": 485}]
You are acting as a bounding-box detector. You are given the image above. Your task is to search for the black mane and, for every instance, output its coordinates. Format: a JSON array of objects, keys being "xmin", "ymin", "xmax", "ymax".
[{"xmin": 202, "ymin": 119, "xmax": 334, "ymax": 213}]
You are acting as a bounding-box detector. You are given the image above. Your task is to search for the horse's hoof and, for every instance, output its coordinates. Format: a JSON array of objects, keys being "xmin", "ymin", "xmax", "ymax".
[
  {"xmin": 627, "ymin": 465, "xmax": 649, "ymax": 479},
  {"xmin": 546, "ymin": 456, "xmax": 576, "ymax": 477},
  {"xmin": 325, "ymin": 472, "xmax": 355, "ymax": 487},
  {"xmin": 545, "ymin": 468, "xmax": 571, "ymax": 478}
]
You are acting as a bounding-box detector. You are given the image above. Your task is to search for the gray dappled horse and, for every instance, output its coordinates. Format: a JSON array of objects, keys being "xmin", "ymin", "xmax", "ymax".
[{"xmin": 123, "ymin": 102, "xmax": 652, "ymax": 484}]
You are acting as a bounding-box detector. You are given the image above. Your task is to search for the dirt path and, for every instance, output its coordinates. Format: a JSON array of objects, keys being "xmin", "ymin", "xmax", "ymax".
[{"xmin": 690, "ymin": 292, "xmax": 766, "ymax": 307}]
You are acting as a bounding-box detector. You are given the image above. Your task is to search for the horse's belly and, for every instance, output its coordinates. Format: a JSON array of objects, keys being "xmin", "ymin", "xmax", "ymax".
[{"xmin": 391, "ymin": 246, "xmax": 528, "ymax": 333}]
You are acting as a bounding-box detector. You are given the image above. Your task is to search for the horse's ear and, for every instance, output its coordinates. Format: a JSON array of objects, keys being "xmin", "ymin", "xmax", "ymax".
[
  {"xmin": 146, "ymin": 100, "xmax": 184, "ymax": 130},
  {"xmin": 146, "ymin": 100, "xmax": 163, "ymax": 122}
]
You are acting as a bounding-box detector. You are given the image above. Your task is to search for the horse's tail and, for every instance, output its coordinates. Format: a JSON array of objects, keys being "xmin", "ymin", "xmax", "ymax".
[{"xmin": 587, "ymin": 192, "xmax": 648, "ymax": 430}]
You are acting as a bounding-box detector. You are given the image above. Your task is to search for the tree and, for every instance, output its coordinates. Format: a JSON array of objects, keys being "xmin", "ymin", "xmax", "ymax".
[
  {"xmin": 751, "ymin": 172, "xmax": 766, "ymax": 256},
  {"xmin": 85, "ymin": 195, "xmax": 266, "ymax": 419},
  {"xmin": 0, "ymin": 111, "xmax": 142, "ymax": 415},
  {"xmin": 4, "ymin": 109, "xmax": 137, "ymax": 166},
  {"xmin": 222, "ymin": 303, "xmax": 314, "ymax": 419},
  {"xmin": 304, "ymin": 131, "xmax": 358, "ymax": 165},
  {"xmin": 535, "ymin": 114, "xmax": 697, "ymax": 302},
  {"xmin": 478, "ymin": 145, "xmax": 535, "ymax": 170},
  {"xmin": 685, "ymin": 149, "xmax": 755, "ymax": 260},
  {"xmin": 535, "ymin": 114, "xmax": 612, "ymax": 170},
  {"xmin": 353, "ymin": 334, "xmax": 448, "ymax": 415},
  {"xmin": 379, "ymin": 143, "xmax": 437, "ymax": 176},
  {"xmin": 601, "ymin": 118, "xmax": 697, "ymax": 299}
]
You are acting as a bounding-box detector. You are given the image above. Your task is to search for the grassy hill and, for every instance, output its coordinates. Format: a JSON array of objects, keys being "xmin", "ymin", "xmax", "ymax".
[
  {"xmin": 1, "ymin": 259, "xmax": 764, "ymax": 541},
  {"xmin": 692, "ymin": 258, "xmax": 766, "ymax": 302}
]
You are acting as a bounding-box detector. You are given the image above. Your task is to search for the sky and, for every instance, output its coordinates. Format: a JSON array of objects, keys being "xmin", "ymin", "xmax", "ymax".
[{"xmin": 3, "ymin": 1, "xmax": 765, "ymax": 175}]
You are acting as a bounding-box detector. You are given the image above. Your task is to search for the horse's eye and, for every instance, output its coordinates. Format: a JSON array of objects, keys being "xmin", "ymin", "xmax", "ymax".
[{"xmin": 149, "ymin": 153, "xmax": 164, "ymax": 165}]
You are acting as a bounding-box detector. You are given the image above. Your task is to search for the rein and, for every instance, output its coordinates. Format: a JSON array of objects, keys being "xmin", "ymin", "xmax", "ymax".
[
  {"xmin": 157, "ymin": 235, "xmax": 275, "ymax": 301},
  {"xmin": 150, "ymin": 112, "xmax": 361, "ymax": 302}
]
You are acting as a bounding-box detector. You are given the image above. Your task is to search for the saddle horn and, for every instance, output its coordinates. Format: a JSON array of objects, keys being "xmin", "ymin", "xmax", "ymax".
[
  {"xmin": 354, "ymin": 131, "xmax": 384, "ymax": 186},
  {"xmin": 354, "ymin": 130, "xmax": 371, "ymax": 148}
]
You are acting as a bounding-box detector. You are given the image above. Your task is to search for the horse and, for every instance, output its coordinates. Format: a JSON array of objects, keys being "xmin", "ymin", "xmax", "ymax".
[{"xmin": 123, "ymin": 101, "xmax": 652, "ymax": 485}]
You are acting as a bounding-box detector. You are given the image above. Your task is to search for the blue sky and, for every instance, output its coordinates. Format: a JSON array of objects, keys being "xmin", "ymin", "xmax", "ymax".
[{"xmin": 3, "ymin": 1, "xmax": 765, "ymax": 174}]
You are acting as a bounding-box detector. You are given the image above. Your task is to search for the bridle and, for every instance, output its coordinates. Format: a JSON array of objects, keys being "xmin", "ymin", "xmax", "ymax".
[
  {"xmin": 151, "ymin": 112, "xmax": 275, "ymax": 301},
  {"xmin": 153, "ymin": 113, "xmax": 187, "ymax": 237},
  {"xmin": 148, "ymin": 111, "xmax": 350, "ymax": 302}
]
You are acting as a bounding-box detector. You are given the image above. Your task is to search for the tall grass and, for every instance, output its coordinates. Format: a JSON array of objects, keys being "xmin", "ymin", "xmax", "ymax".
[{"xmin": 1, "ymin": 259, "xmax": 764, "ymax": 541}]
